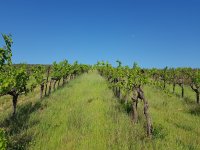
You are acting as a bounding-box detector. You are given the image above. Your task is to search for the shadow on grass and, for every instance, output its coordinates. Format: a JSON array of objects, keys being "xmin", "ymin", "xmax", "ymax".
[
  {"xmin": 183, "ymin": 96, "xmax": 196, "ymax": 105},
  {"xmin": 0, "ymin": 101, "xmax": 42, "ymax": 150},
  {"xmin": 188, "ymin": 105, "xmax": 200, "ymax": 116},
  {"xmin": 120, "ymin": 100, "xmax": 132, "ymax": 114},
  {"xmin": 162, "ymin": 87, "xmax": 196, "ymax": 105}
]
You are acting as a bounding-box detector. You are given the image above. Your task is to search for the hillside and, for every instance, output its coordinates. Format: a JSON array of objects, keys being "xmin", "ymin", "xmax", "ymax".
[{"xmin": 0, "ymin": 71, "xmax": 200, "ymax": 150}]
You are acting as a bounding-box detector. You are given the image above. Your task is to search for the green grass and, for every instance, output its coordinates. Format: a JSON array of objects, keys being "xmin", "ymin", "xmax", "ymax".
[
  {"xmin": 27, "ymin": 72, "xmax": 148, "ymax": 150},
  {"xmin": 166, "ymin": 83, "xmax": 196, "ymax": 103},
  {"xmin": 144, "ymin": 85, "xmax": 200, "ymax": 150},
  {"xmin": 0, "ymin": 71, "xmax": 200, "ymax": 150}
]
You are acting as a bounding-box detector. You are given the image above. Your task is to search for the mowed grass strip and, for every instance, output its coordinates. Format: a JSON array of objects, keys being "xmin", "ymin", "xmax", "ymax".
[{"xmin": 28, "ymin": 71, "xmax": 145, "ymax": 150}]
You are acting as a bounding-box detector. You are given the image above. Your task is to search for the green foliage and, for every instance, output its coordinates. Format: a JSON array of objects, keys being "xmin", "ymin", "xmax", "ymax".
[
  {"xmin": 79, "ymin": 64, "xmax": 90, "ymax": 73},
  {"xmin": 0, "ymin": 34, "xmax": 13, "ymax": 67},
  {"xmin": 0, "ymin": 34, "xmax": 29, "ymax": 96},
  {"xmin": 129, "ymin": 62, "xmax": 148, "ymax": 87},
  {"xmin": 51, "ymin": 61, "xmax": 63, "ymax": 80},
  {"xmin": 96, "ymin": 61, "xmax": 148, "ymax": 96},
  {"xmin": 27, "ymin": 72, "xmax": 149, "ymax": 150},
  {"xmin": 71, "ymin": 61, "xmax": 80, "ymax": 75},
  {"xmin": 32, "ymin": 65, "xmax": 45, "ymax": 84},
  {"xmin": 60, "ymin": 59, "xmax": 70, "ymax": 78},
  {"xmin": 50, "ymin": 60, "xmax": 88, "ymax": 83},
  {"xmin": 116, "ymin": 60, "xmax": 122, "ymax": 68},
  {"xmin": 191, "ymin": 70, "xmax": 200, "ymax": 87},
  {"xmin": 28, "ymin": 65, "xmax": 46, "ymax": 92},
  {"xmin": 0, "ymin": 65, "xmax": 29, "ymax": 95},
  {"xmin": 152, "ymin": 124, "xmax": 167, "ymax": 139},
  {"xmin": 1, "ymin": 71, "xmax": 200, "ymax": 149},
  {"xmin": 0, "ymin": 128, "xmax": 7, "ymax": 150}
]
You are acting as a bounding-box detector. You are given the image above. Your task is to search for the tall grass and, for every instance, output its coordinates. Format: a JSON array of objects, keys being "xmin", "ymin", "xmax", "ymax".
[
  {"xmin": 0, "ymin": 71, "xmax": 200, "ymax": 149},
  {"xmin": 144, "ymin": 85, "xmax": 200, "ymax": 150},
  {"xmin": 28, "ymin": 72, "xmax": 149, "ymax": 150}
]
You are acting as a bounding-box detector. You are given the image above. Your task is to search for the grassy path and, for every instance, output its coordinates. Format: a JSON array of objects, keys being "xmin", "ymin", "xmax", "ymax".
[
  {"xmin": 28, "ymin": 71, "xmax": 145, "ymax": 150},
  {"xmin": 2, "ymin": 71, "xmax": 200, "ymax": 149}
]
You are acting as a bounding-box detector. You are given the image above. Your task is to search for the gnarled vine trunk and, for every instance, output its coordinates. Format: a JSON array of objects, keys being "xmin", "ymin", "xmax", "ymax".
[
  {"xmin": 143, "ymin": 97, "xmax": 152, "ymax": 137},
  {"xmin": 163, "ymin": 80, "xmax": 166, "ymax": 89},
  {"xmin": 190, "ymin": 84, "xmax": 200, "ymax": 104},
  {"xmin": 8, "ymin": 91, "xmax": 19, "ymax": 116},
  {"xmin": 118, "ymin": 87, "xmax": 121, "ymax": 99},
  {"xmin": 63, "ymin": 77, "xmax": 65, "ymax": 86},
  {"xmin": 48, "ymin": 80, "xmax": 52, "ymax": 95},
  {"xmin": 40, "ymin": 83, "xmax": 44, "ymax": 99},
  {"xmin": 44, "ymin": 82, "xmax": 48, "ymax": 96},
  {"xmin": 137, "ymin": 86, "xmax": 153, "ymax": 137},
  {"xmin": 58, "ymin": 79, "xmax": 60, "ymax": 87},
  {"xmin": 12, "ymin": 94, "xmax": 18, "ymax": 115},
  {"xmin": 173, "ymin": 83, "xmax": 176, "ymax": 93},
  {"xmin": 131, "ymin": 96, "xmax": 138, "ymax": 123},
  {"xmin": 196, "ymin": 92, "xmax": 199, "ymax": 104},
  {"xmin": 181, "ymin": 85, "xmax": 184, "ymax": 98},
  {"xmin": 45, "ymin": 67, "xmax": 50, "ymax": 96},
  {"xmin": 53, "ymin": 80, "xmax": 57, "ymax": 91}
]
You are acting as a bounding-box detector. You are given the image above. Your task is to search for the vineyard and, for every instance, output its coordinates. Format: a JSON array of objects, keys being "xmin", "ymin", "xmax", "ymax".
[{"xmin": 0, "ymin": 35, "xmax": 200, "ymax": 149}]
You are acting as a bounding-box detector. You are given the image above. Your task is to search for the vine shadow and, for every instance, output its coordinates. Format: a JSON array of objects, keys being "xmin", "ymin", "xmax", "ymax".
[
  {"xmin": 0, "ymin": 101, "xmax": 42, "ymax": 150},
  {"xmin": 188, "ymin": 105, "xmax": 200, "ymax": 116}
]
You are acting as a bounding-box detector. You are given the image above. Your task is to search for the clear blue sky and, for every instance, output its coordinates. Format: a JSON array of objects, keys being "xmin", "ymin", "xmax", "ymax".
[{"xmin": 0, "ymin": 0, "xmax": 200, "ymax": 68}]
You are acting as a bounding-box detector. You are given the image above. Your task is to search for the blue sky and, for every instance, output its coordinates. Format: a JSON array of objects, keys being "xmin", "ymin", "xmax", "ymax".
[{"xmin": 0, "ymin": 0, "xmax": 200, "ymax": 68}]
